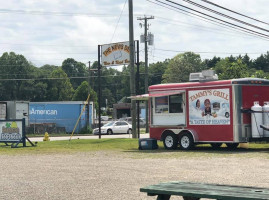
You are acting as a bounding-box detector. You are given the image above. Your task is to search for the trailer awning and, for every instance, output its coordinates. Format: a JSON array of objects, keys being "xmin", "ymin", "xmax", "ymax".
[{"xmin": 130, "ymin": 90, "xmax": 184, "ymax": 100}]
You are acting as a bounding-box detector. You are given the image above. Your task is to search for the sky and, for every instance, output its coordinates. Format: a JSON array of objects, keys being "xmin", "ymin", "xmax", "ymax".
[{"xmin": 1, "ymin": 0, "xmax": 269, "ymax": 68}]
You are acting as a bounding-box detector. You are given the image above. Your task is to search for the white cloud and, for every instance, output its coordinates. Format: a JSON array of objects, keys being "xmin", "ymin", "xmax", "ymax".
[{"xmin": 0, "ymin": 0, "xmax": 268, "ymax": 67}]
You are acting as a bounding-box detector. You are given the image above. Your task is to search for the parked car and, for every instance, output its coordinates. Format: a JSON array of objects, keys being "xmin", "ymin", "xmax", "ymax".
[
  {"xmin": 100, "ymin": 116, "xmax": 109, "ymax": 121},
  {"xmin": 119, "ymin": 117, "xmax": 146, "ymax": 126},
  {"xmin": 93, "ymin": 121, "xmax": 132, "ymax": 135}
]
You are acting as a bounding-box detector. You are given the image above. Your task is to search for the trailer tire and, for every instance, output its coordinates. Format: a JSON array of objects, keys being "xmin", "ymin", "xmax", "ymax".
[
  {"xmin": 179, "ymin": 132, "xmax": 194, "ymax": 150},
  {"xmin": 163, "ymin": 132, "xmax": 178, "ymax": 150},
  {"xmin": 225, "ymin": 143, "xmax": 239, "ymax": 149}
]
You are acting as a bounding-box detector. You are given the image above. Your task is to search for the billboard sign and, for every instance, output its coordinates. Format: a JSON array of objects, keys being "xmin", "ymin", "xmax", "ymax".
[
  {"xmin": 188, "ymin": 88, "xmax": 230, "ymax": 125},
  {"xmin": 101, "ymin": 41, "xmax": 130, "ymax": 66},
  {"xmin": 0, "ymin": 120, "xmax": 23, "ymax": 142}
]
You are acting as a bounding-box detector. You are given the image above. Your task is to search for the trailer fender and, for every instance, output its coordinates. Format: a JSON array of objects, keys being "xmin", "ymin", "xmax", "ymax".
[{"xmin": 161, "ymin": 129, "xmax": 198, "ymax": 143}]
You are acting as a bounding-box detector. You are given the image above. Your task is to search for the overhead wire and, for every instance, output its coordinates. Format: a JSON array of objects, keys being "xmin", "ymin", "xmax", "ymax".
[
  {"xmin": 163, "ymin": 0, "xmax": 269, "ymax": 39},
  {"xmin": 0, "ymin": 9, "xmax": 118, "ymax": 17},
  {"xmin": 147, "ymin": 0, "xmax": 269, "ymax": 41},
  {"xmin": 110, "ymin": 0, "xmax": 127, "ymax": 43},
  {"xmin": 154, "ymin": 18, "xmax": 261, "ymax": 39},
  {"xmin": 154, "ymin": 48, "xmax": 266, "ymax": 55},
  {"xmin": 181, "ymin": 0, "xmax": 269, "ymax": 33},
  {"xmin": 200, "ymin": 0, "xmax": 269, "ymax": 26},
  {"xmin": 149, "ymin": 0, "xmax": 269, "ymax": 41}
]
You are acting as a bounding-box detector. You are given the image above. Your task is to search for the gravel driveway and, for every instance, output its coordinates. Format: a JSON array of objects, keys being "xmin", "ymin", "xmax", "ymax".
[{"xmin": 0, "ymin": 150, "xmax": 269, "ymax": 200}]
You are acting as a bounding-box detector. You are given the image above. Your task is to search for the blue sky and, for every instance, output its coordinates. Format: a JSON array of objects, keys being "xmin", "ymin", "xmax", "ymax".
[{"xmin": 1, "ymin": 0, "xmax": 269, "ymax": 67}]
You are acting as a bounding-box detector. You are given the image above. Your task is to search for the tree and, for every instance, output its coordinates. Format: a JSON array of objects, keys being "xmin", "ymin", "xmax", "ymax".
[
  {"xmin": 241, "ymin": 54, "xmax": 252, "ymax": 68},
  {"xmin": 62, "ymin": 58, "xmax": 87, "ymax": 89},
  {"xmin": 252, "ymin": 52, "xmax": 269, "ymax": 72},
  {"xmin": 149, "ymin": 59, "xmax": 169, "ymax": 86},
  {"xmin": 0, "ymin": 52, "xmax": 36, "ymax": 100},
  {"xmin": 214, "ymin": 58, "xmax": 249, "ymax": 80},
  {"xmin": 203, "ymin": 56, "xmax": 221, "ymax": 69},
  {"xmin": 162, "ymin": 52, "xmax": 205, "ymax": 83},
  {"xmin": 72, "ymin": 81, "xmax": 98, "ymax": 106},
  {"xmin": 102, "ymin": 88, "xmax": 115, "ymax": 108},
  {"xmin": 47, "ymin": 68, "xmax": 74, "ymax": 101}
]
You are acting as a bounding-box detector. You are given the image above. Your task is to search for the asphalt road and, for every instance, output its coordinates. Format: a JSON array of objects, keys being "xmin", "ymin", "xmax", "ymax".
[{"xmin": 29, "ymin": 133, "xmax": 150, "ymax": 142}]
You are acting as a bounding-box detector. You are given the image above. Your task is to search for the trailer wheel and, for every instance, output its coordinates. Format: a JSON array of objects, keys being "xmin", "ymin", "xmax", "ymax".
[
  {"xmin": 179, "ymin": 133, "xmax": 194, "ymax": 150},
  {"xmin": 211, "ymin": 143, "xmax": 223, "ymax": 149},
  {"xmin": 107, "ymin": 129, "xmax": 113, "ymax": 135},
  {"xmin": 225, "ymin": 143, "xmax": 239, "ymax": 149},
  {"xmin": 163, "ymin": 132, "xmax": 178, "ymax": 150}
]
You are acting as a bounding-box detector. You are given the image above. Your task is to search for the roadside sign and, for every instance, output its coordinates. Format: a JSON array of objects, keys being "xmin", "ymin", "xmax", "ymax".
[
  {"xmin": 101, "ymin": 41, "xmax": 130, "ymax": 66},
  {"xmin": 0, "ymin": 119, "xmax": 35, "ymax": 148}
]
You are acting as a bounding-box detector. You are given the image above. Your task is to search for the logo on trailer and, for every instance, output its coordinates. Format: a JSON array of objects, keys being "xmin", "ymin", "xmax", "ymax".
[{"xmin": 188, "ymin": 88, "xmax": 230, "ymax": 125}]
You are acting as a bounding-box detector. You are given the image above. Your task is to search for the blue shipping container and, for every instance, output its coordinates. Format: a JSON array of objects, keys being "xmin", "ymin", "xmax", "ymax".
[{"xmin": 29, "ymin": 101, "xmax": 93, "ymax": 133}]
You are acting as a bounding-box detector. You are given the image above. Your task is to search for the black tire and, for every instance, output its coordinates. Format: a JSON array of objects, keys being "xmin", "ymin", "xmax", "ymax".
[
  {"xmin": 179, "ymin": 132, "xmax": 194, "ymax": 150},
  {"xmin": 225, "ymin": 112, "xmax": 230, "ymax": 118},
  {"xmin": 107, "ymin": 129, "xmax": 113, "ymax": 135},
  {"xmin": 127, "ymin": 128, "xmax": 132, "ymax": 134},
  {"xmin": 211, "ymin": 143, "xmax": 223, "ymax": 149},
  {"xmin": 163, "ymin": 132, "xmax": 178, "ymax": 150},
  {"xmin": 225, "ymin": 143, "xmax": 239, "ymax": 149}
]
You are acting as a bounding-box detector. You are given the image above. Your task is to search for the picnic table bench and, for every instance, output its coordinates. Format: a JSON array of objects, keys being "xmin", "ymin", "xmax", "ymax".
[{"xmin": 140, "ymin": 181, "xmax": 269, "ymax": 200}]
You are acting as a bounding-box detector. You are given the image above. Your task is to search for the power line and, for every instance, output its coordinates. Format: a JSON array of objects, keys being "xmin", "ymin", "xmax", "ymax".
[
  {"xmin": 163, "ymin": 0, "xmax": 269, "ymax": 39},
  {"xmin": 0, "ymin": 72, "xmax": 163, "ymax": 81},
  {"xmin": 182, "ymin": 0, "xmax": 269, "ymax": 33},
  {"xmin": 110, "ymin": 0, "xmax": 127, "ymax": 43},
  {"xmin": 155, "ymin": 18, "xmax": 259, "ymax": 39},
  {"xmin": 147, "ymin": 0, "xmax": 269, "ymax": 41},
  {"xmin": 0, "ymin": 9, "xmax": 118, "ymax": 17},
  {"xmin": 154, "ymin": 48, "xmax": 267, "ymax": 55},
  {"xmin": 200, "ymin": 0, "xmax": 269, "ymax": 26},
  {"xmin": 0, "ymin": 42, "xmax": 96, "ymax": 47}
]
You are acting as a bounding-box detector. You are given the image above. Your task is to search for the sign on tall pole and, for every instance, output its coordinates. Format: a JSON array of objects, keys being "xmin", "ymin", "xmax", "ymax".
[
  {"xmin": 98, "ymin": 40, "xmax": 138, "ymax": 138},
  {"xmin": 101, "ymin": 42, "xmax": 131, "ymax": 66}
]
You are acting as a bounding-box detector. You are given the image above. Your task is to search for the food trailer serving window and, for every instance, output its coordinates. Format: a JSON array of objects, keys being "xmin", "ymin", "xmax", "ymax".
[
  {"xmin": 155, "ymin": 96, "xmax": 169, "ymax": 113},
  {"xmin": 169, "ymin": 94, "xmax": 183, "ymax": 113},
  {"xmin": 155, "ymin": 94, "xmax": 183, "ymax": 114}
]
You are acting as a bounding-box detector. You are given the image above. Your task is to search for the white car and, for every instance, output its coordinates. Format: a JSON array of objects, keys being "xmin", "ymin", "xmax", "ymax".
[
  {"xmin": 119, "ymin": 117, "xmax": 146, "ymax": 126},
  {"xmin": 93, "ymin": 121, "xmax": 132, "ymax": 135}
]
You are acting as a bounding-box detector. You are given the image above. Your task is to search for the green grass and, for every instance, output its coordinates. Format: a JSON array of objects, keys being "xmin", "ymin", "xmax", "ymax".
[
  {"xmin": 0, "ymin": 139, "xmax": 139, "ymax": 155},
  {"xmin": 0, "ymin": 139, "xmax": 269, "ymax": 159}
]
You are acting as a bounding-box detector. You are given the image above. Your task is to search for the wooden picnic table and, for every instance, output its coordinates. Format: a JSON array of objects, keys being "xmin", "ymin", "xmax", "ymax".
[{"xmin": 140, "ymin": 181, "xmax": 269, "ymax": 200}]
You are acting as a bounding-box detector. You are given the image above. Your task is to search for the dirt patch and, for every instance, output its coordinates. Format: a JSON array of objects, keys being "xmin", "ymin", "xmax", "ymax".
[{"xmin": 0, "ymin": 151, "xmax": 269, "ymax": 200}]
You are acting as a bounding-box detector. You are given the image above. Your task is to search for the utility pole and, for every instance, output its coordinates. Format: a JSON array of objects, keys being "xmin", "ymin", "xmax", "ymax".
[
  {"xmin": 128, "ymin": 0, "xmax": 137, "ymax": 138},
  {"xmin": 87, "ymin": 61, "xmax": 91, "ymax": 131},
  {"xmin": 137, "ymin": 15, "xmax": 154, "ymax": 133}
]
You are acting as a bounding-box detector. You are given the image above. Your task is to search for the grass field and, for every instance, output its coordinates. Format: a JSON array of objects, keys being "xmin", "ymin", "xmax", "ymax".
[{"xmin": 0, "ymin": 139, "xmax": 269, "ymax": 159}]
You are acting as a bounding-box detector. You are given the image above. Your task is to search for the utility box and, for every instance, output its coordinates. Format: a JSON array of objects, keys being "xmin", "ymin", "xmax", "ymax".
[
  {"xmin": 139, "ymin": 138, "xmax": 158, "ymax": 150},
  {"xmin": 6, "ymin": 101, "xmax": 29, "ymax": 126}
]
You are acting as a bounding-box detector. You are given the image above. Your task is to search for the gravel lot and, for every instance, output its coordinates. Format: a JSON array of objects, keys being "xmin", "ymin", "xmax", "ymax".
[{"xmin": 0, "ymin": 150, "xmax": 269, "ymax": 200}]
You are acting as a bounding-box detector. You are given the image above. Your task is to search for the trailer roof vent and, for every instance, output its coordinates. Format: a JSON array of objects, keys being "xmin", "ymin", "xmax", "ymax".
[
  {"xmin": 189, "ymin": 72, "xmax": 203, "ymax": 82},
  {"xmin": 189, "ymin": 70, "xmax": 218, "ymax": 82}
]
